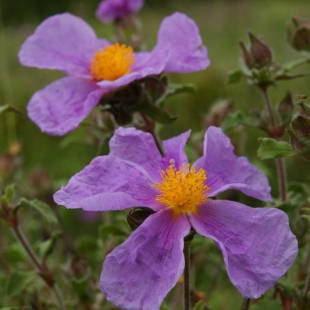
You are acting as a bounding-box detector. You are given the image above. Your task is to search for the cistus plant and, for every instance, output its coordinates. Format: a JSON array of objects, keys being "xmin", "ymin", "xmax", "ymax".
[{"xmin": 3, "ymin": 1, "xmax": 310, "ymax": 310}]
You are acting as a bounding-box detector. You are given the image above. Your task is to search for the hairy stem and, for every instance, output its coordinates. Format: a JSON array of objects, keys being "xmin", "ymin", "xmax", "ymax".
[
  {"xmin": 13, "ymin": 226, "xmax": 65, "ymax": 310},
  {"xmin": 241, "ymin": 298, "xmax": 251, "ymax": 310},
  {"xmin": 260, "ymin": 87, "xmax": 287, "ymax": 202},
  {"xmin": 140, "ymin": 113, "xmax": 165, "ymax": 156},
  {"xmin": 303, "ymin": 257, "xmax": 310, "ymax": 309},
  {"xmin": 183, "ymin": 241, "xmax": 191, "ymax": 310}
]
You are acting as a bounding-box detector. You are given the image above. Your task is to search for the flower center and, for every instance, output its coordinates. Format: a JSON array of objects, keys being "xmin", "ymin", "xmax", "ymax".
[
  {"xmin": 90, "ymin": 43, "xmax": 135, "ymax": 81},
  {"xmin": 154, "ymin": 164, "xmax": 210, "ymax": 215}
]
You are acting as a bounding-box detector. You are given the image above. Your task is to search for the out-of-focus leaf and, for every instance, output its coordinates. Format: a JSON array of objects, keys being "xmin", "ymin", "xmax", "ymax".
[
  {"xmin": 280, "ymin": 57, "xmax": 310, "ymax": 72},
  {"xmin": 276, "ymin": 277, "xmax": 296, "ymax": 296},
  {"xmin": 221, "ymin": 111, "xmax": 257, "ymax": 132},
  {"xmin": 157, "ymin": 83, "xmax": 197, "ymax": 106},
  {"xmin": 228, "ymin": 69, "xmax": 243, "ymax": 84},
  {"xmin": 0, "ymin": 104, "xmax": 22, "ymax": 115},
  {"xmin": 276, "ymin": 71, "xmax": 310, "ymax": 80},
  {"xmin": 38, "ymin": 231, "xmax": 62, "ymax": 260},
  {"xmin": 2, "ymin": 244, "xmax": 27, "ymax": 263},
  {"xmin": 138, "ymin": 103, "xmax": 178, "ymax": 124},
  {"xmin": 257, "ymin": 138, "xmax": 294, "ymax": 159},
  {"xmin": 6, "ymin": 271, "xmax": 36, "ymax": 297},
  {"xmin": 15, "ymin": 198, "xmax": 57, "ymax": 224},
  {"xmin": 4, "ymin": 184, "xmax": 15, "ymax": 204},
  {"xmin": 71, "ymin": 277, "xmax": 92, "ymax": 302},
  {"xmin": 159, "ymin": 303, "xmax": 169, "ymax": 310},
  {"xmin": 76, "ymin": 236, "xmax": 98, "ymax": 254},
  {"xmin": 98, "ymin": 224, "xmax": 127, "ymax": 241},
  {"xmin": 251, "ymin": 299, "xmax": 282, "ymax": 310},
  {"xmin": 0, "ymin": 307, "xmax": 31, "ymax": 310},
  {"xmin": 193, "ymin": 300, "xmax": 208, "ymax": 310}
]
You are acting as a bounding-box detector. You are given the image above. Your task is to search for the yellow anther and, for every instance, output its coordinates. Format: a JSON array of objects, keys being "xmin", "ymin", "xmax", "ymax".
[
  {"xmin": 90, "ymin": 43, "xmax": 135, "ymax": 81},
  {"xmin": 154, "ymin": 164, "xmax": 210, "ymax": 216}
]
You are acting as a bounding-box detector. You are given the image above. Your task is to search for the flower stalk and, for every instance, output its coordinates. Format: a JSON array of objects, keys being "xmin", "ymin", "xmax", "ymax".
[
  {"xmin": 183, "ymin": 240, "xmax": 191, "ymax": 310},
  {"xmin": 1, "ymin": 203, "xmax": 65, "ymax": 310},
  {"xmin": 260, "ymin": 86, "xmax": 287, "ymax": 202},
  {"xmin": 241, "ymin": 298, "xmax": 251, "ymax": 310}
]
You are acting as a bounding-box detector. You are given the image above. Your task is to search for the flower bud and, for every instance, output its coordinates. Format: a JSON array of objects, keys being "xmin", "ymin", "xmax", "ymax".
[{"xmin": 287, "ymin": 17, "xmax": 310, "ymax": 52}]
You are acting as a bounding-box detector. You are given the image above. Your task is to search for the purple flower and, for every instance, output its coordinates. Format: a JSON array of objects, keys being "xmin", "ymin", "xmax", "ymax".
[
  {"xmin": 54, "ymin": 126, "xmax": 298, "ymax": 309},
  {"xmin": 96, "ymin": 0, "xmax": 143, "ymax": 23},
  {"xmin": 18, "ymin": 12, "xmax": 209, "ymax": 136}
]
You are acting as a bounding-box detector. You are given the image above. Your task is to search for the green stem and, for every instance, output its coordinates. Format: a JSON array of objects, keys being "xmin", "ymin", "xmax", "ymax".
[
  {"xmin": 260, "ymin": 87, "xmax": 287, "ymax": 202},
  {"xmin": 183, "ymin": 241, "xmax": 191, "ymax": 310}
]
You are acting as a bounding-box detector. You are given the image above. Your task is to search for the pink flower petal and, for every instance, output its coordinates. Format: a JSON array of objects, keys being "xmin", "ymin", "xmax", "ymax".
[
  {"xmin": 154, "ymin": 12, "xmax": 210, "ymax": 73},
  {"xmin": 19, "ymin": 13, "xmax": 109, "ymax": 77},
  {"xmin": 27, "ymin": 77, "xmax": 103, "ymax": 135},
  {"xmin": 100, "ymin": 209, "xmax": 190, "ymax": 309},
  {"xmin": 195, "ymin": 126, "xmax": 272, "ymax": 201},
  {"xmin": 54, "ymin": 155, "xmax": 160, "ymax": 211},
  {"xmin": 189, "ymin": 200, "xmax": 298, "ymax": 298}
]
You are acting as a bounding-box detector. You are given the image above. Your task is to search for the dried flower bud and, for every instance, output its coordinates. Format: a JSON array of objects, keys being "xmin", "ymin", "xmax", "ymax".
[
  {"xmin": 288, "ymin": 101, "xmax": 310, "ymax": 159},
  {"xmin": 239, "ymin": 33, "xmax": 273, "ymax": 69},
  {"xmin": 239, "ymin": 41, "xmax": 253, "ymax": 68},
  {"xmin": 276, "ymin": 92, "xmax": 294, "ymax": 124},
  {"xmin": 287, "ymin": 17, "xmax": 310, "ymax": 52},
  {"xmin": 127, "ymin": 207, "xmax": 155, "ymax": 231}
]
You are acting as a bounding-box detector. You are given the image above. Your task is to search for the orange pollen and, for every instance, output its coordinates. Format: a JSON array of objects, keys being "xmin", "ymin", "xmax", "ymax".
[
  {"xmin": 154, "ymin": 164, "xmax": 210, "ymax": 215},
  {"xmin": 90, "ymin": 43, "xmax": 135, "ymax": 81}
]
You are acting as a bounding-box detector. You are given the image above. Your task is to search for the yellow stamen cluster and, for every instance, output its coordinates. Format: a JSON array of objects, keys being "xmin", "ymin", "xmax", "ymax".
[
  {"xmin": 154, "ymin": 164, "xmax": 210, "ymax": 216},
  {"xmin": 90, "ymin": 43, "xmax": 135, "ymax": 81}
]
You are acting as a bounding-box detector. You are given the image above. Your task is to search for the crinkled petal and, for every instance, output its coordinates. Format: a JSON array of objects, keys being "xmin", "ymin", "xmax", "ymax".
[
  {"xmin": 162, "ymin": 130, "xmax": 190, "ymax": 168},
  {"xmin": 27, "ymin": 77, "xmax": 103, "ymax": 136},
  {"xmin": 154, "ymin": 12, "xmax": 210, "ymax": 73},
  {"xmin": 19, "ymin": 13, "xmax": 109, "ymax": 77},
  {"xmin": 100, "ymin": 209, "xmax": 190, "ymax": 310},
  {"xmin": 189, "ymin": 200, "xmax": 298, "ymax": 298},
  {"xmin": 109, "ymin": 127, "xmax": 164, "ymax": 182},
  {"xmin": 97, "ymin": 46, "xmax": 169, "ymax": 91},
  {"xmin": 96, "ymin": 0, "xmax": 143, "ymax": 23},
  {"xmin": 54, "ymin": 155, "xmax": 160, "ymax": 211},
  {"xmin": 194, "ymin": 126, "xmax": 272, "ymax": 201}
]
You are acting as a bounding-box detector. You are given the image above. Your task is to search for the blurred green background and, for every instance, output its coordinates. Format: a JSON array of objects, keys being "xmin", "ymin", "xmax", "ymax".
[{"xmin": 1, "ymin": 0, "xmax": 310, "ymax": 309}]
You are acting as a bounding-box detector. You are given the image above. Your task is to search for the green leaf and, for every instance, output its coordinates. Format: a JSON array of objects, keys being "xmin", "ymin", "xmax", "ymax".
[
  {"xmin": 159, "ymin": 304, "xmax": 169, "ymax": 310},
  {"xmin": 2, "ymin": 244, "xmax": 27, "ymax": 263},
  {"xmin": 76, "ymin": 236, "xmax": 98, "ymax": 254},
  {"xmin": 98, "ymin": 224, "xmax": 127, "ymax": 241},
  {"xmin": 251, "ymin": 299, "xmax": 282, "ymax": 310},
  {"xmin": 221, "ymin": 111, "xmax": 257, "ymax": 132},
  {"xmin": 257, "ymin": 138, "xmax": 295, "ymax": 159},
  {"xmin": 38, "ymin": 231, "xmax": 62, "ymax": 260},
  {"xmin": 71, "ymin": 277, "xmax": 92, "ymax": 302},
  {"xmin": 0, "ymin": 104, "xmax": 22, "ymax": 115},
  {"xmin": 276, "ymin": 71, "xmax": 310, "ymax": 81},
  {"xmin": 138, "ymin": 103, "xmax": 178, "ymax": 124},
  {"xmin": 228, "ymin": 69, "xmax": 243, "ymax": 84},
  {"xmin": 4, "ymin": 184, "xmax": 15, "ymax": 204},
  {"xmin": 157, "ymin": 83, "xmax": 197, "ymax": 106},
  {"xmin": 6, "ymin": 271, "xmax": 36, "ymax": 296},
  {"xmin": 193, "ymin": 300, "xmax": 207, "ymax": 310},
  {"xmin": 15, "ymin": 198, "xmax": 57, "ymax": 224},
  {"xmin": 279, "ymin": 57, "xmax": 310, "ymax": 73}
]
